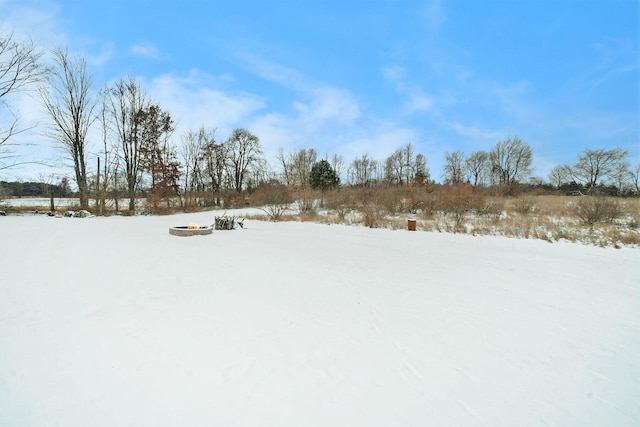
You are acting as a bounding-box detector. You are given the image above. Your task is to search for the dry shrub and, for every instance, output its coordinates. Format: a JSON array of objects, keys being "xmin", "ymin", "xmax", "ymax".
[
  {"xmin": 351, "ymin": 188, "xmax": 376, "ymax": 211},
  {"xmin": 388, "ymin": 217, "xmax": 410, "ymax": 230},
  {"xmin": 293, "ymin": 188, "xmax": 319, "ymax": 213},
  {"xmin": 325, "ymin": 188, "xmax": 355, "ymax": 220},
  {"xmin": 144, "ymin": 204, "xmax": 178, "ymax": 215},
  {"xmin": 419, "ymin": 193, "xmax": 438, "ymax": 218},
  {"xmin": 250, "ymin": 182, "xmax": 294, "ymax": 206},
  {"xmin": 550, "ymin": 226, "xmax": 574, "ymax": 243},
  {"xmin": 298, "ymin": 210, "xmax": 320, "ymax": 222},
  {"xmin": 478, "ymin": 197, "xmax": 504, "ymax": 221},
  {"xmin": 621, "ymin": 198, "xmax": 640, "ymax": 230},
  {"xmin": 399, "ymin": 187, "xmax": 435, "ymax": 215},
  {"xmin": 244, "ymin": 185, "xmax": 638, "ymax": 248},
  {"xmin": 367, "ymin": 186, "xmax": 403, "ymax": 214},
  {"xmin": 226, "ymin": 193, "xmax": 251, "ymax": 208},
  {"xmin": 297, "ymin": 198, "xmax": 317, "ymax": 213},
  {"xmin": 248, "ymin": 182, "xmax": 294, "ymax": 221},
  {"xmin": 575, "ymin": 195, "xmax": 621, "ymax": 225},
  {"xmin": 513, "ymin": 195, "xmax": 536, "ymax": 215},
  {"xmin": 259, "ymin": 204, "xmax": 290, "ymax": 221},
  {"xmin": 531, "ymin": 195, "xmax": 571, "ymax": 217},
  {"xmin": 598, "ymin": 228, "xmax": 640, "ymax": 247},
  {"xmin": 352, "ymin": 185, "xmax": 430, "ymax": 216},
  {"xmin": 436, "ymin": 184, "xmax": 485, "ymax": 227},
  {"xmin": 362, "ymin": 203, "xmax": 385, "ymax": 228}
]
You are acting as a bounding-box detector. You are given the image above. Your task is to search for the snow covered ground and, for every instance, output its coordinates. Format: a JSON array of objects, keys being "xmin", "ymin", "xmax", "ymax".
[{"xmin": 1, "ymin": 210, "xmax": 638, "ymax": 426}]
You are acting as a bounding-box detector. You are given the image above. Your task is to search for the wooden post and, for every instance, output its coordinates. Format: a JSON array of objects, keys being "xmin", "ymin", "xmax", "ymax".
[{"xmin": 96, "ymin": 157, "xmax": 102, "ymax": 216}]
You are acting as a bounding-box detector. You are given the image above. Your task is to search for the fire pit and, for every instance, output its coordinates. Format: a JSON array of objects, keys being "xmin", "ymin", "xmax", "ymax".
[{"xmin": 169, "ymin": 224, "xmax": 213, "ymax": 236}]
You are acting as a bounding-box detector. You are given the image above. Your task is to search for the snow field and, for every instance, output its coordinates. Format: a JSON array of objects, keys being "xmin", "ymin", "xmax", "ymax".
[{"xmin": 0, "ymin": 211, "xmax": 638, "ymax": 426}]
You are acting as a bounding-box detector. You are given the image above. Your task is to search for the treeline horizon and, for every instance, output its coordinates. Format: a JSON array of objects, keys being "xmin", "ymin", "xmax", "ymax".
[{"xmin": 1, "ymin": 32, "xmax": 639, "ymax": 214}]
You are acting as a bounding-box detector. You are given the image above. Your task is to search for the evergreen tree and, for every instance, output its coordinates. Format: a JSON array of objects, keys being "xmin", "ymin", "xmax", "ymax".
[{"xmin": 309, "ymin": 159, "xmax": 340, "ymax": 191}]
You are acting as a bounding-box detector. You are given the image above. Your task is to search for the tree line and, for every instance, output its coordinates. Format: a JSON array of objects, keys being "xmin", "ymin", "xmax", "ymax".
[
  {"xmin": 441, "ymin": 143, "xmax": 638, "ymax": 196},
  {"xmin": 1, "ymin": 31, "xmax": 638, "ymax": 214},
  {"xmin": 0, "ymin": 178, "xmax": 71, "ymax": 198}
]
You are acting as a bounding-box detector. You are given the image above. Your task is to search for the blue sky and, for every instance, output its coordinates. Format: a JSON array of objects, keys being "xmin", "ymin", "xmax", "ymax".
[{"xmin": 1, "ymin": 0, "xmax": 638, "ymax": 182}]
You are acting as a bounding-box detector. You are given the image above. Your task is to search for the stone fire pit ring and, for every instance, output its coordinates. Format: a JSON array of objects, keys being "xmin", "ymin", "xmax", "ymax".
[{"xmin": 169, "ymin": 225, "xmax": 213, "ymax": 236}]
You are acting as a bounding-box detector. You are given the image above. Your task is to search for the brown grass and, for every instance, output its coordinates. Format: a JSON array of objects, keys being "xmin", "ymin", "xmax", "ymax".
[
  {"xmin": 8, "ymin": 188, "xmax": 635, "ymax": 248},
  {"xmin": 251, "ymin": 188, "xmax": 639, "ymax": 248}
]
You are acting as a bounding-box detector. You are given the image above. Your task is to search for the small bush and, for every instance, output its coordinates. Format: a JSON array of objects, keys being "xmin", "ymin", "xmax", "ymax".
[
  {"xmin": 575, "ymin": 195, "xmax": 621, "ymax": 225},
  {"xmin": 362, "ymin": 204, "xmax": 384, "ymax": 228},
  {"xmin": 479, "ymin": 198, "xmax": 504, "ymax": 221},
  {"xmin": 436, "ymin": 184, "xmax": 485, "ymax": 227},
  {"xmin": 260, "ymin": 204, "xmax": 290, "ymax": 221},
  {"xmin": 514, "ymin": 195, "xmax": 536, "ymax": 215},
  {"xmin": 374, "ymin": 186, "xmax": 403, "ymax": 214},
  {"xmin": 325, "ymin": 189, "xmax": 353, "ymax": 220},
  {"xmin": 295, "ymin": 188, "xmax": 319, "ymax": 213}
]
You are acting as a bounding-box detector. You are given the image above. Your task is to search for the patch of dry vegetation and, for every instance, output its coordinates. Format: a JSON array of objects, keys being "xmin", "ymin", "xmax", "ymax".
[
  {"xmin": 248, "ymin": 185, "xmax": 639, "ymax": 248},
  {"xmin": 5, "ymin": 185, "xmax": 636, "ymax": 248}
]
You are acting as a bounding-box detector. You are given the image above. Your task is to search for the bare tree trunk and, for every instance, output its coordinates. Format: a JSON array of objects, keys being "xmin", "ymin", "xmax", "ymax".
[
  {"xmin": 108, "ymin": 77, "xmax": 148, "ymax": 214},
  {"xmin": 39, "ymin": 48, "xmax": 96, "ymax": 210}
]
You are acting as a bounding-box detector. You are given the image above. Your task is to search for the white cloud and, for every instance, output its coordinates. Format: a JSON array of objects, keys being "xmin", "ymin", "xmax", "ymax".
[
  {"xmin": 131, "ymin": 42, "xmax": 160, "ymax": 59},
  {"xmin": 297, "ymin": 87, "xmax": 360, "ymax": 124},
  {"xmin": 422, "ymin": 0, "xmax": 446, "ymax": 31},
  {"xmin": 383, "ymin": 64, "xmax": 436, "ymax": 114},
  {"xmin": 226, "ymin": 54, "xmax": 365, "ymax": 159},
  {"xmin": 238, "ymin": 54, "xmax": 361, "ymax": 124},
  {"xmin": 0, "ymin": 0, "xmax": 65, "ymax": 47},
  {"xmin": 247, "ymin": 85, "xmax": 361, "ymax": 164},
  {"xmin": 236, "ymin": 53, "xmax": 311, "ymax": 92},
  {"xmin": 86, "ymin": 42, "xmax": 116, "ymax": 68},
  {"xmin": 382, "ymin": 65, "xmax": 406, "ymax": 82},
  {"xmin": 143, "ymin": 70, "xmax": 266, "ymax": 139},
  {"xmin": 339, "ymin": 123, "xmax": 419, "ymax": 162},
  {"xmin": 443, "ymin": 119, "xmax": 504, "ymax": 142}
]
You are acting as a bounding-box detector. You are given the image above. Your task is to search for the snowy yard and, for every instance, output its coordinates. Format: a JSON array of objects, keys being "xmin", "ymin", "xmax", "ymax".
[{"xmin": 1, "ymin": 211, "xmax": 638, "ymax": 426}]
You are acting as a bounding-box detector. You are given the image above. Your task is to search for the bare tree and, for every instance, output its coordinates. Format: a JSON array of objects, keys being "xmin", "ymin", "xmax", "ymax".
[
  {"xmin": 464, "ymin": 150, "xmax": 488, "ymax": 186},
  {"xmin": 110, "ymin": 155, "xmax": 124, "ymax": 213},
  {"xmin": 630, "ymin": 163, "xmax": 640, "ymax": 195},
  {"xmin": 570, "ymin": 147, "xmax": 629, "ymax": 193},
  {"xmin": 245, "ymin": 157, "xmax": 270, "ymax": 191},
  {"xmin": 276, "ymin": 147, "xmax": 292, "ymax": 186},
  {"xmin": 95, "ymin": 87, "xmax": 117, "ymax": 215},
  {"xmin": 384, "ymin": 144, "xmax": 424, "ymax": 185},
  {"xmin": 611, "ymin": 159, "xmax": 631, "ymax": 194},
  {"xmin": 329, "ymin": 153, "xmax": 346, "ymax": 182},
  {"xmin": 0, "ymin": 31, "xmax": 47, "ymax": 169},
  {"xmin": 384, "ymin": 149, "xmax": 405, "ymax": 185},
  {"xmin": 288, "ymin": 148, "xmax": 318, "ymax": 188},
  {"xmin": 39, "ymin": 48, "xmax": 96, "ymax": 209},
  {"xmin": 443, "ymin": 150, "xmax": 466, "ymax": 185},
  {"xmin": 489, "ymin": 137, "xmax": 533, "ymax": 186},
  {"xmin": 400, "ymin": 143, "xmax": 416, "ymax": 184},
  {"xmin": 414, "ymin": 153, "xmax": 430, "ymax": 184},
  {"xmin": 349, "ymin": 153, "xmax": 378, "ymax": 187},
  {"xmin": 181, "ymin": 127, "xmax": 206, "ymax": 206},
  {"xmin": 276, "ymin": 147, "xmax": 325, "ymax": 188},
  {"xmin": 226, "ymin": 128, "xmax": 262, "ymax": 192},
  {"xmin": 109, "ymin": 76, "xmax": 148, "ymax": 212},
  {"xmin": 198, "ymin": 127, "xmax": 227, "ymax": 205},
  {"xmin": 548, "ymin": 164, "xmax": 571, "ymax": 189}
]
